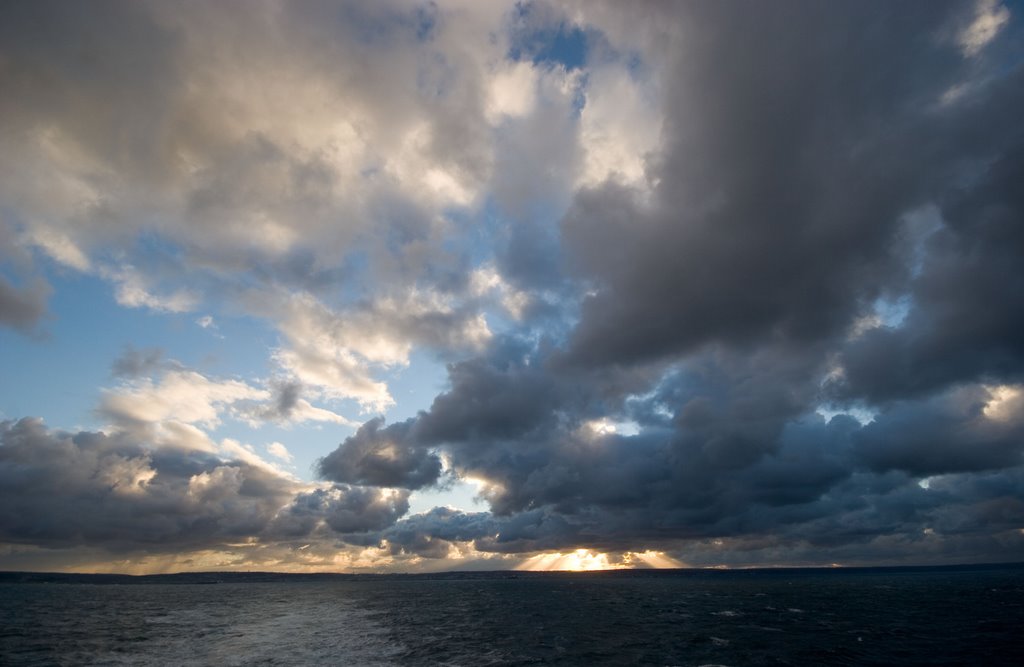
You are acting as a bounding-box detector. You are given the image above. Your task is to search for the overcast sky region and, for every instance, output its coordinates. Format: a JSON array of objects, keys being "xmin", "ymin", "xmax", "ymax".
[{"xmin": 2, "ymin": 0, "xmax": 1023, "ymax": 573}]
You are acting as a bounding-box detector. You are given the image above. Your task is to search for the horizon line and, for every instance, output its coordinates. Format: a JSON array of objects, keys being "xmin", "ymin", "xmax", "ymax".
[{"xmin": 3, "ymin": 561, "xmax": 1022, "ymax": 580}]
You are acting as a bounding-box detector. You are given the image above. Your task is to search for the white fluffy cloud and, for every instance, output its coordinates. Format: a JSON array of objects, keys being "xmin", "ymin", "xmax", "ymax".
[
  {"xmin": 100, "ymin": 370, "xmax": 269, "ymax": 428},
  {"xmin": 267, "ymin": 441, "xmax": 294, "ymax": 463},
  {"xmin": 265, "ymin": 289, "xmax": 492, "ymax": 411},
  {"xmin": 486, "ymin": 60, "xmax": 540, "ymax": 123}
]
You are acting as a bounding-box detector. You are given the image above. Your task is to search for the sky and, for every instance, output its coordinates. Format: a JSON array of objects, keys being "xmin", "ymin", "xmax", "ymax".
[{"xmin": 1, "ymin": 0, "xmax": 1023, "ymax": 574}]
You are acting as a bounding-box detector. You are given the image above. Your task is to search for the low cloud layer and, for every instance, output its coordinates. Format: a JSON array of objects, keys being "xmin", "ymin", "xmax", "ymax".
[{"xmin": 2, "ymin": 0, "xmax": 1023, "ymax": 571}]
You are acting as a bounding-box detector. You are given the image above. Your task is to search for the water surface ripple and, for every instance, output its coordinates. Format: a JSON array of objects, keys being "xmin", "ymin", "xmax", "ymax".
[{"xmin": 2, "ymin": 564, "xmax": 1022, "ymax": 666}]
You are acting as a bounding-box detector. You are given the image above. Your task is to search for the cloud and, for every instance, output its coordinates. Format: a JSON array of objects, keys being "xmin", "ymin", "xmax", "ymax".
[
  {"xmin": 370, "ymin": 507, "xmax": 499, "ymax": 559},
  {"xmin": 469, "ymin": 266, "xmax": 531, "ymax": 320},
  {"xmin": 0, "ymin": 418, "xmax": 415, "ymax": 558},
  {"xmin": 318, "ymin": 417, "xmax": 442, "ymax": 490},
  {"xmin": 283, "ymin": 485, "xmax": 410, "ymax": 535},
  {"xmin": 241, "ymin": 379, "xmax": 359, "ymax": 428},
  {"xmin": 959, "ymin": 0, "xmax": 1011, "ymax": 56},
  {"xmin": 0, "ymin": 417, "xmax": 295, "ymax": 551},
  {"xmin": 0, "ymin": 276, "xmax": 49, "ymax": 333},
  {"xmin": 103, "ymin": 265, "xmax": 198, "ymax": 314},
  {"xmin": 110, "ymin": 346, "xmax": 171, "ymax": 378},
  {"xmin": 8, "ymin": 408, "xmax": 1020, "ymax": 566},
  {"xmin": 103, "ymin": 361, "xmax": 361, "ymax": 437},
  {"xmin": 99, "ymin": 370, "xmax": 269, "ymax": 429},
  {"xmin": 267, "ymin": 442, "xmax": 293, "ymax": 463},
  {"xmin": 558, "ymin": 2, "xmax": 998, "ymax": 370},
  {"xmin": 24, "ymin": 228, "xmax": 91, "ymax": 272},
  {"xmin": 576, "ymin": 63, "xmax": 662, "ymax": 189},
  {"xmin": 854, "ymin": 385, "xmax": 1024, "ymax": 475},
  {"xmin": 264, "ymin": 289, "xmax": 493, "ymax": 411},
  {"xmin": 834, "ymin": 138, "xmax": 1024, "ymax": 404},
  {"xmin": 485, "ymin": 60, "xmax": 539, "ymax": 123}
]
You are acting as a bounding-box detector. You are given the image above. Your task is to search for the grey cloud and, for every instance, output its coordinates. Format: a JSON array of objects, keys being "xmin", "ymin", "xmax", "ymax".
[
  {"xmin": 110, "ymin": 346, "xmax": 170, "ymax": 378},
  {"xmin": 356, "ymin": 507, "xmax": 498, "ymax": 559},
  {"xmin": 417, "ymin": 350, "xmax": 565, "ymax": 446},
  {"xmin": 347, "ymin": 506, "xmax": 579, "ymax": 558},
  {"xmin": 243, "ymin": 379, "xmax": 303, "ymax": 423},
  {"xmin": 0, "ymin": 0, "xmax": 504, "ymax": 306},
  {"xmin": 0, "ymin": 418, "xmax": 409, "ymax": 553},
  {"xmin": 321, "ymin": 485, "xmax": 409, "ymax": 534},
  {"xmin": 559, "ymin": 1, "xmax": 1008, "ymax": 370},
  {"xmin": 318, "ymin": 417, "xmax": 442, "ymax": 490},
  {"xmin": 272, "ymin": 381, "xmax": 302, "ymax": 417},
  {"xmin": 489, "ymin": 70, "xmax": 581, "ymax": 291},
  {"xmin": 0, "ymin": 0, "xmax": 180, "ymax": 177},
  {"xmin": 836, "ymin": 126, "xmax": 1024, "ymax": 404},
  {"xmin": 854, "ymin": 386, "xmax": 1024, "ymax": 475},
  {"xmin": 401, "ymin": 339, "xmax": 836, "ymax": 519},
  {"xmin": 0, "ymin": 418, "xmax": 289, "ymax": 551},
  {"xmin": 0, "ymin": 276, "xmax": 48, "ymax": 333},
  {"xmin": 313, "ymin": 333, "xmax": 1023, "ymax": 561},
  {"xmin": 273, "ymin": 485, "xmax": 410, "ymax": 536}
]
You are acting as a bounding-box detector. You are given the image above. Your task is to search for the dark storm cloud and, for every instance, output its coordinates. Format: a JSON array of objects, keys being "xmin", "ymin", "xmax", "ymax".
[
  {"xmin": 354, "ymin": 507, "xmax": 499, "ymax": 559},
  {"xmin": 358, "ymin": 409, "xmax": 1023, "ymax": 565},
  {"xmin": 347, "ymin": 506, "xmax": 586, "ymax": 558},
  {"xmin": 0, "ymin": 418, "xmax": 283, "ymax": 550},
  {"xmin": 854, "ymin": 386, "xmax": 1024, "ymax": 475},
  {"xmin": 271, "ymin": 485, "xmax": 410, "ymax": 536},
  {"xmin": 318, "ymin": 417, "xmax": 442, "ymax": 490},
  {"xmin": 416, "ymin": 345, "xmax": 567, "ymax": 445},
  {"xmin": 836, "ymin": 125, "xmax": 1024, "ymax": 404},
  {"xmin": 0, "ymin": 418, "xmax": 407, "ymax": 552},
  {"xmin": 385, "ymin": 339, "xmax": 841, "ymax": 523},
  {"xmin": 560, "ymin": 1, "xmax": 998, "ymax": 369}
]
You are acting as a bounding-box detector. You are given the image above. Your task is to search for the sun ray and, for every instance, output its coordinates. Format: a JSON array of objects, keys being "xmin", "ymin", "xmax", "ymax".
[{"xmin": 516, "ymin": 549, "xmax": 684, "ymax": 572}]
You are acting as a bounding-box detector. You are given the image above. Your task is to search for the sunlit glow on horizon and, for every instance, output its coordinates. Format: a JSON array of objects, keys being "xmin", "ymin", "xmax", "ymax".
[
  {"xmin": 623, "ymin": 550, "xmax": 687, "ymax": 569},
  {"xmin": 515, "ymin": 549, "xmax": 685, "ymax": 571}
]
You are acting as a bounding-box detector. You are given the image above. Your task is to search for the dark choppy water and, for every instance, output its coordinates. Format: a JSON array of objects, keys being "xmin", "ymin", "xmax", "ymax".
[{"xmin": 2, "ymin": 564, "xmax": 1022, "ymax": 666}]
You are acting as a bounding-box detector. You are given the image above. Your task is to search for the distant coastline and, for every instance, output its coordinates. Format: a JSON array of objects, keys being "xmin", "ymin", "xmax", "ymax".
[{"xmin": 3, "ymin": 561, "xmax": 1022, "ymax": 585}]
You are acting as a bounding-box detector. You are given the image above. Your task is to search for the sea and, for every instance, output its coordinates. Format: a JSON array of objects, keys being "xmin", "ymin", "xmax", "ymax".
[{"xmin": 1, "ymin": 563, "xmax": 1022, "ymax": 666}]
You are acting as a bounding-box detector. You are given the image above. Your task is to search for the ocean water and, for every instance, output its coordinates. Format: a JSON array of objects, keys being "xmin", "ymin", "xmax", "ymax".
[{"xmin": 1, "ymin": 564, "xmax": 1022, "ymax": 666}]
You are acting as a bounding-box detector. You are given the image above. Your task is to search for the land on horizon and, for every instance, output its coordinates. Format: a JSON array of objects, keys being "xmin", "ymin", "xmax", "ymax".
[{"xmin": 3, "ymin": 561, "xmax": 1022, "ymax": 584}]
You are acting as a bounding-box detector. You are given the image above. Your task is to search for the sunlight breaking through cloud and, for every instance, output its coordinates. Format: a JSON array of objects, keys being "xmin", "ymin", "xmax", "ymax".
[{"xmin": 516, "ymin": 549, "xmax": 684, "ymax": 572}]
